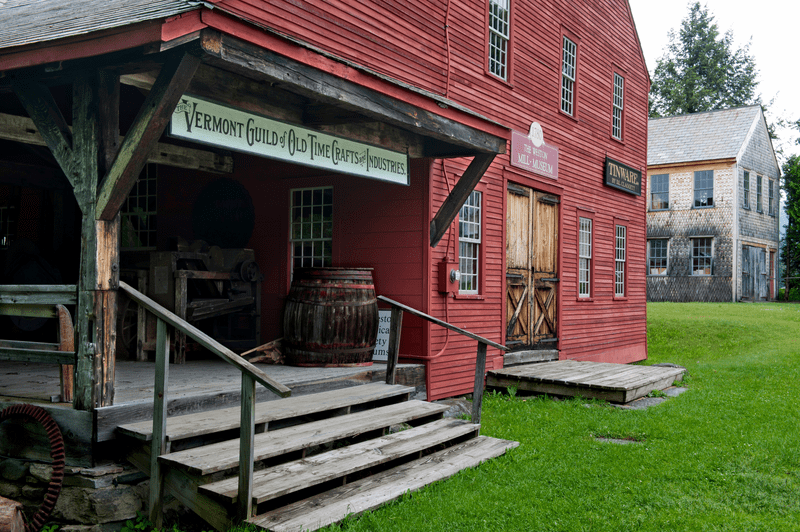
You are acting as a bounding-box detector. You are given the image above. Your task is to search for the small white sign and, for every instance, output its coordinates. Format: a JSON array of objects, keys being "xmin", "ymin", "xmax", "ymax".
[
  {"xmin": 373, "ymin": 310, "xmax": 391, "ymax": 362},
  {"xmin": 170, "ymin": 95, "xmax": 409, "ymax": 185}
]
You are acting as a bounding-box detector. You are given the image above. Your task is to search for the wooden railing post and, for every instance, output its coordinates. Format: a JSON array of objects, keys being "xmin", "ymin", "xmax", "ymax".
[
  {"xmin": 238, "ymin": 373, "xmax": 256, "ymax": 521},
  {"xmin": 471, "ymin": 342, "xmax": 487, "ymax": 425},
  {"xmin": 149, "ymin": 318, "xmax": 170, "ymax": 529},
  {"xmin": 385, "ymin": 307, "xmax": 403, "ymax": 385}
]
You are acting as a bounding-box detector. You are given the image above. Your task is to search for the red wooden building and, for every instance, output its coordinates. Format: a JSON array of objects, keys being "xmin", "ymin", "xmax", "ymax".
[{"xmin": 0, "ymin": 0, "xmax": 649, "ymax": 404}]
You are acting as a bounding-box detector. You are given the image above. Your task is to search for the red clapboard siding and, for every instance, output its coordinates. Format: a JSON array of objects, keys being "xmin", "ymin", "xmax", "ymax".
[{"xmin": 190, "ymin": 0, "xmax": 650, "ymax": 399}]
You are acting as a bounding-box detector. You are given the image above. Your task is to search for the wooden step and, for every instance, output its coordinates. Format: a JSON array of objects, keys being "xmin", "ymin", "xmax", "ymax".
[
  {"xmin": 200, "ymin": 418, "xmax": 480, "ymax": 505},
  {"xmin": 117, "ymin": 382, "xmax": 414, "ymax": 443},
  {"xmin": 160, "ymin": 400, "xmax": 449, "ymax": 476},
  {"xmin": 248, "ymin": 435, "xmax": 519, "ymax": 532}
]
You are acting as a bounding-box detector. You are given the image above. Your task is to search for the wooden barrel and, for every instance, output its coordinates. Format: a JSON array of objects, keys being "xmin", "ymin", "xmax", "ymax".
[{"xmin": 283, "ymin": 267, "xmax": 378, "ymax": 366}]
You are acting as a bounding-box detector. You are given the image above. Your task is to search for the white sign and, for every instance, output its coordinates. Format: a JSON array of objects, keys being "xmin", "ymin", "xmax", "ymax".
[
  {"xmin": 170, "ymin": 95, "xmax": 410, "ymax": 185},
  {"xmin": 373, "ymin": 309, "xmax": 391, "ymax": 362}
]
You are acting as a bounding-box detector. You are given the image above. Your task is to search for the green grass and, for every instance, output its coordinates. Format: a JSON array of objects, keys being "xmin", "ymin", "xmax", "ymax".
[{"xmin": 316, "ymin": 302, "xmax": 800, "ymax": 532}]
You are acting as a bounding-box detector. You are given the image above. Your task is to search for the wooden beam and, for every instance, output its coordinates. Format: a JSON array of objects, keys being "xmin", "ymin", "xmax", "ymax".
[
  {"xmin": 429, "ymin": 153, "xmax": 495, "ymax": 247},
  {"xmin": 96, "ymin": 51, "xmax": 201, "ymax": 220},
  {"xmin": 11, "ymin": 79, "xmax": 76, "ymax": 187},
  {"xmin": 0, "ymin": 112, "xmax": 234, "ymax": 173}
]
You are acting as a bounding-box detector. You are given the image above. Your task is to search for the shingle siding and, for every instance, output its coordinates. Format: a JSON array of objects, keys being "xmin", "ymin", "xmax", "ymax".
[{"xmin": 647, "ymin": 106, "xmax": 780, "ymax": 302}]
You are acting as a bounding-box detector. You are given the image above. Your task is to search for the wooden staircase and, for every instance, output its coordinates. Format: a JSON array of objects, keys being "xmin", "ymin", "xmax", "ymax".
[
  {"xmin": 118, "ymin": 383, "xmax": 518, "ymax": 531},
  {"xmin": 116, "ymin": 286, "xmax": 515, "ymax": 531}
]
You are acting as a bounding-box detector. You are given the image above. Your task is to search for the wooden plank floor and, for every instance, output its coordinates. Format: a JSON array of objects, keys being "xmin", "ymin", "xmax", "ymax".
[
  {"xmin": 0, "ymin": 360, "xmax": 423, "ymax": 405},
  {"xmin": 487, "ymin": 360, "xmax": 685, "ymax": 403}
]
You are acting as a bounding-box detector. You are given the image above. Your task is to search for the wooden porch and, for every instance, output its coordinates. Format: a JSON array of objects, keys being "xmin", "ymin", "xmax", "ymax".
[{"xmin": 487, "ymin": 360, "xmax": 686, "ymax": 403}]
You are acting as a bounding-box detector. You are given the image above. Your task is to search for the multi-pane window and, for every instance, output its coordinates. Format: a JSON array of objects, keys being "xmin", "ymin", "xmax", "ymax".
[
  {"xmin": 459, "ymin": 190, "xmax": 481, "ymax": 294},
  {"xmin": 769, "ymin": 179, "xmax": 775, "ymax": 215},
  {"xmin": 561, "ymin": 36, "xmax": 577, "ymax": 115},
  {"xmin": 756, "ymin": 175, "xmax": 763, "ymax": 212},
  {"xmin": 612, "ymin": 73, "xmax": 624, "ymax": 140},
  {"xmin": 0, "ymin": 204, "xmax": 16, "ymax": 250},
  {"xmin": 578, "ymin": 217, "xmax": 592, "ymax": 297},
  {"xmin": 692, "ymin": 237, "xmax": 713, "ymax": 276},
  {"xmin": 743, "ymin": 171, "xmax": 750, "ymax": 209},
  {"xmin": 290, "ymin": 187, "xmax": 333, "ymax": 270},
  {"xmin": 121, "ymin": 164, "xmax": 158, "ymax": 250},
  {"xmin": 650, "ymin": 174, "xmax": 669, "ymax": 210},
  {"xmin": 648, "ymin": 239, "xmax": 668, "ymax": 275},
  {"xmin": 615, "ymin": 225, "xmax": 626, "ymax": 297},
  {"xmin": 694, "ymin": 170, "xmax": 713, "ymax": 207},
  {"xmin": 488, "ymin": 0, "xmax": 510, "ymax": 80}
]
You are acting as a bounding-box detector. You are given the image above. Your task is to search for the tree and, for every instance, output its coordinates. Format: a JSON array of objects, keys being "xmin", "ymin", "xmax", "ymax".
[
  {"xmin": 782, "ymin": 155, "xmax": 800, "ymax": 299},
  {"xmin": 649, "ymin": 2, "xmax": 760, "ymax": 118}
]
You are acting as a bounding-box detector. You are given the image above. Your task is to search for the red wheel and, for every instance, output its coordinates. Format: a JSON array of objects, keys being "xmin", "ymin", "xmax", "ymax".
[{"xmin": 0, "ymin": 405, "xmax": 65, "ymax": 532}]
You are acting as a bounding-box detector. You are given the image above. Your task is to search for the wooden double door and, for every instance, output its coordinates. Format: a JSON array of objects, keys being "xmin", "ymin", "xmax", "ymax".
[
  {"xmin": 742, "ymin": 245, "xmax": 768, "ymax": 301},
  {"xmin": 505, "ymin": 183, "xmax": 559, "ymax": 348}
]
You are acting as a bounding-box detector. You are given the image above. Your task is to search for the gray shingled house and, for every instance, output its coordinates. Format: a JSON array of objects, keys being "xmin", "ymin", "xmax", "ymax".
[{"xmin": 646, "ymin": 106, "xmax": 781, "ymax": 302}]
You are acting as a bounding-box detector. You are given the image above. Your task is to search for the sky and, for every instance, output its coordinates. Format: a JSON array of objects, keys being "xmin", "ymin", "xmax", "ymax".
[{"xmin": 628, "ymin": 0, "xmax": 800, "ymax": 162}]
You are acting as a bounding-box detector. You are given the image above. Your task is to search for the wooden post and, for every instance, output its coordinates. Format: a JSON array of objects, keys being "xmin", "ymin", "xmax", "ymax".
[
  {"xmin": 174, "ymin": 276, "xmax": 187, "ymax": 364},
  {"xmin": 149, "ymin": 318, "xmax": 170, "ymax": 529},
  {"xmin": 471, "ymin": 342, "xmax": 487, "ymax": 425},
  {"xmin": 136, "ymin": 270, "xmax": 148, "ymax": 362},
  {"xmin": 238, "ymin": 373, "xmax": 256, "ymax": 522},
  {"xmin": 385, "ymin": 308, "xmax": 403, "ymax": 385}
]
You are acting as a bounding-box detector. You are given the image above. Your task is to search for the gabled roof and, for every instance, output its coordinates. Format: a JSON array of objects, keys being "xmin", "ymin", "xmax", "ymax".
[
  {"xmin": 0, "ymin": 0, "xmax": 203, "ymax": 49},
  {"xmin": 648, "ymin": 105, "xmax": 763, "ymax": 167}
]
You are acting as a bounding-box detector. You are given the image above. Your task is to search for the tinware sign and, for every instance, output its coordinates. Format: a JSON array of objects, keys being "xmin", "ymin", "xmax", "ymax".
[
  {"xmin": 604, "ymin": 156, "xmax": 642, "ymax": 196},
  {"xmin": 170, "ymin": 95, "xmax": 409, "ymax": 185}
]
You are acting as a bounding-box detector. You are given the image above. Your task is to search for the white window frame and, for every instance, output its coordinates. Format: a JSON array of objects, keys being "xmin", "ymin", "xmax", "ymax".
[
  {"xmin": 743, "ymin": 171, "xmax": 750, "ymax": 209},
  {"xmin": 578, "ymin": 217, "xmax": 592, "ymax": 297},
  {"xmin": 488, "ymin": 0, "xmax": 510, "ymax": 80},
  {"xmin": 459, "ymin": 190, "xmax": 482, "ymax": 294},
  {"xmin": 769, "ymin": 178, "xmax": 774, "ymax": 216},
  {"xmin": 615, "ymin": 225, "xmax": 626, "ymax": 297},
  {"xmin": 290, "ymin": 186, "xmax": 333, "ymax": 271},
  {"xmin": 612, "ymin": 73, "xmax": 624, "ymax": 140},
  {"xmin": 121, "ymin": 164, "xmax": 158, "ymax": 251},
  {"xmin": 650, "ymin": 174, "xmax": 669, "ymax": 210},
  {"xmin": 693, "ymin": 170, "xmax": 714, "ymax": 208},
  {"xmin": 756, "ymin": 175, "xmax": 763, "ymax": 213},
  {"xmin": 561, "ymin": 36, "xmax": 577, "ymax": 115},
  {"xmin": 648, "ymin": 239, "xmax": 669, "ymax": 276},
  {"xmin": 691, "ymin": 237, "xmax": 713, "ymax": 276}
]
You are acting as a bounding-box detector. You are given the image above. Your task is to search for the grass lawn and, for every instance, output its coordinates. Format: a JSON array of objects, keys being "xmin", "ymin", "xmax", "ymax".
[{"xmin": 314, "ymin": 302, "xmax": 800, "ymax": 532}]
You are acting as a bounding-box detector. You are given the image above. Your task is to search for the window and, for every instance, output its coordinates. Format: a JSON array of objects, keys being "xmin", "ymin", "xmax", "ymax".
[
  {"xmin": 459, "ymin": 190, "xmax": 482, "ymax": 294},
  {"xmin": 691, "ymin": 237, "xmax": 713, "ymax": 276},
  {"xmin": 694, "ymin": 170, "xmax": 713, "ymax": 207},
  {"xmin": 578, "ymin": 217, "xmax": 592, "ymax": 297},
  {"xmin": 615, "ymin": 225, "xmax": 626, "ymax": 297},
  {"xmin": 488, "ymin": 0, "xmax": 510, "ymax": 80},
  {"xmin": 121, "ymin": 164, "xmax": 158, "ymax": 250},
  {"xmin": 561, "ymin": 36, "xmax": 577, "ymax": 115},
  {"xmin": 769, "ymin": 179, "xmax": 775, "ymax": 216},
  {"xmin": 650, "ymin": 174, "xmax": 669, "ymax": 210},
  {"xmin": 756, "ymin": 175, "xmax": 762, "ymax": 212},
  {"xmin": 290, "ymin": 187, "xmax": 333, "ymax": 270},
  {"xmin": 743, "ymin": 171, "xmax": 750, "ymax": 209},
  {"xmin": 612, "ymin": 73, "xmax": 624, "ymax": 140},
  {"xmin": 648, "ymin": 239, "xmax": 668, "ymax": 275},
  {"xmin": 0, "ymin": 204, "xmax": 16, "ymax": 250}
]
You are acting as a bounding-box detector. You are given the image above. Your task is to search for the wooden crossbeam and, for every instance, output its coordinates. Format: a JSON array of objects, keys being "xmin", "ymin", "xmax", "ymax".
[
  {"xmin": 96, "ymin": 51, "xmax": 201, "ymax": 220},
  {"xmin": 429, "ymin": 153, "xmax": 495, "ymax": 247}
]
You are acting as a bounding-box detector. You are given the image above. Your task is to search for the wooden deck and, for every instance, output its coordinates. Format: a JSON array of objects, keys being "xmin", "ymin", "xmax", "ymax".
[{"xmin": 486, "ymin": 360, "xmax": 685, "ymax": 403}]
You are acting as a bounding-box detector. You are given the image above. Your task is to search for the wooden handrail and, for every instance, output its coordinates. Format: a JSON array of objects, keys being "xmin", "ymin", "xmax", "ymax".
[
  {"xmin": 377, "ymin": 295, "xmax": 508, "ymax": 425},
  {"xmin": 119, "ymin": 280, "xmax": 290, "ymax": 525},
  {"xmin": 119, "ymin": 281, "xmax": 290, "ymax": 397}
]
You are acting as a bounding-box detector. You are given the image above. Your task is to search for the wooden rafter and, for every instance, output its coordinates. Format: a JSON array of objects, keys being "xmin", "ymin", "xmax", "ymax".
[
  {"xmin": 429, "ymin": 153, "xmax": 495, "ymax": 247},
  {"xmin": 96, "ymin": 50, "xmax": 200, "ymax": 220}
]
